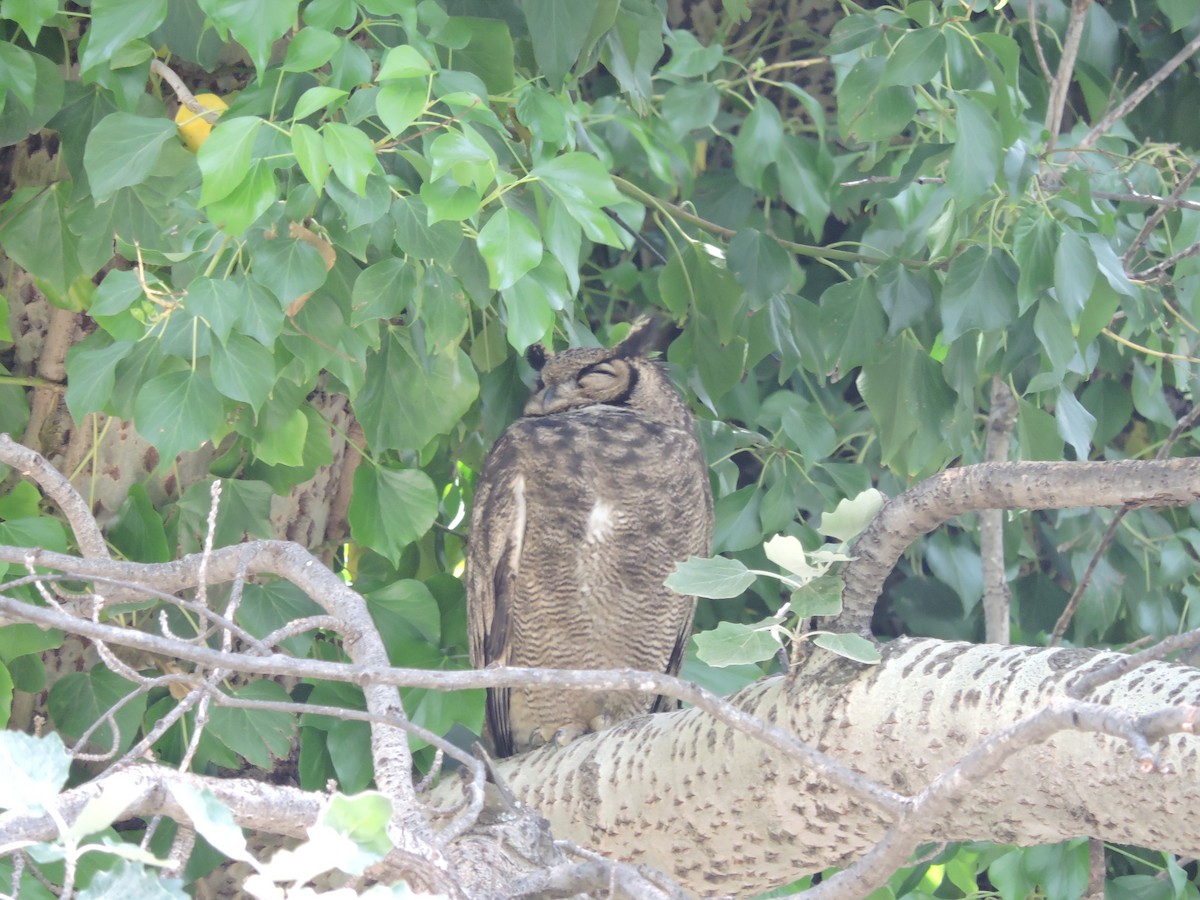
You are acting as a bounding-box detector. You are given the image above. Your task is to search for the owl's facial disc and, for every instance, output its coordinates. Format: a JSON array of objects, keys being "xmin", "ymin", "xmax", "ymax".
[{"xmin": 523, "ymin": 356, "xmax": 636, "ymax": 416}]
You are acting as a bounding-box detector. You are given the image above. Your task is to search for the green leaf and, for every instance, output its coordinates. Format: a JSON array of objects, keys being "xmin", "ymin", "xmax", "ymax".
[
  {"xmin": 208, "ymin": 680, "xmax": 294, "ymax": 767},
  {"xmin": 442, "ymin": 16, "xmax": 514, "ymax": 94},
  {"xmin": 197, "ymin": 0, "xmax": 295, "ymax": 76},
  {"xmin": 47, "ymin": 667, "xmax": 147, "ymax": 755},
  {"xmin": 392, "ymin": 195, "xmax": 464, "ymax": 262},
  {"xmin": 1055, "ymin": 387, "xmax": 1095, "ymax": 460},
  {"xmin": 254, "ymin": 407, "xmax": 308, "ymax": 467},
  {"xmin": 252, "ymin": 235, "xmax": 329, "ymax": 307},
  {"xmin": 292, "ymin": 122, "xmax": 330, "ymax": 193},
  {"xmin": 600, "ymin": 0, "xmax": 662, "ymax": 110},
  {"xmin": 108, "ymin": 483, "xmax": 171, "ymax": 563},
  {"xmin": 428, "ymin": 127, "xmax": 497, "ymax": 190},
  {"xmin": 377, "ymin": 44, "xmax": 433, "ymax": 79},
  {"xmin": 414, "ymin": 263, "xmax": 469, "ymax": 352},
  {"xmin": 2, "ymin": 0, "xmax": 60, "ymax": 44},
  {"xmin": 666, "ymin": 555, "xmax": 756, "ymax": 599},
  {"xmin": 811, "ymin": 633, "xmax": 881, "ymax": 664},
  {"xmin": 476, "ymin": 207, "xmax": 543, "ymax": 290},
  {"xmin": 282, "ymin": 26, "xmax": 341, "ymax": 72},
  {"xmin": 237, "ymin": 582, "xmax": 323, "ymax": 657},
  {"xmin": 858, "ymin": 334, "xmax": 957, "ymax": 478},
  {"xmin": 881, "ymin": 27, "xmax": 944, "ymax": 86},
  {"xmin": 1012, "ymin": 210, "xmax": 1057, "ymax": 314},
  {"xmin": 0, "ymin": 43, "xmax": 37, "ymax": 113},
  {"xmin": 523, "ymin": 0, "xmax": 594, "ymax": 89},
  {"xmin": 0, "ymin": 624, "xmax": 62, "ymax": 667},
  {"xmin": 727, "ymin": 229, "xmax": 791, "ymax": 305},
  {"xmin": 818, "ymin": 278, "xmax": 885, "ymax": 374},
  {"xmin": 1053, "ymin": 228, "xmax": 1096, "ymax": 317},
  {"xmin": 733, "ymin": 99, "xmax": 782, "ymax": 191},
  {"xmin": 348, "ymin": 465, "xmax": 438, "ymax": 565},
  {"xmin": 818, "ymin": 489, "xmax": 886, "ymax": 541},
  {"xmin": 197, "ymin": 116, "xmax": 263, "ymax": 206},
  {"xmin": 133, "ymin": 369, "xmax": 225, "ymax": 463},
  {"xmin": 946, "ymin": 95, "xmax": 1002, "ymax": 205},
  {"xmin": 0, "ymin": 47, "xmax": 62, "ymax": 146},
  {"xmin": 351, "ymin": 257, "xmax": 411, "ymax": 323},
  {"xmin": 790, "ymin": 576, "xmax": 844, "ymax": 618},
  {"xmin": 321, "ymin": 792, "xmax": 393, "ymax": 857},
  {"xmin": 661, "ymin": 81, "xmax": 720, "ymax": 139},
  {"xmin": 65, "ymin": 334, "xmax": 133, "ymax": 418},
  {"xmin": 183, "ymin": 276, "xmax": 241, "ymax": 344},
  {"xmin": 366, "ymin": 579, "xmax": 441, "ymax": 648},
  {"xmin": 838, "ymin": 56, "xmax": 916, "ymax": 143},
  {"xmin": 532, "ymin": 152, "xmax": 625, "ymax": 245},
  {"xmin": 0, "ymin": 183, "xmax": 85, "ymax": 305},
  {"xmin": 167, "ymin": 782, "xmax": 254, "ymax": 863},
  {"xmin": 940, "ymin": 247, "xmax": 1018, "ymax": 340},
  {"xmin": 79, "ymin": 0, "xmax": 167, "ymax": 73},
  {"xmin": 323, "ymin": 121, "xmax": 377, "ymax": 197},
  {"xmin": 661, "ymin": 245, "xmax": 745, "ymax": 343},
  {"xmin": 1030, "ymin": 298, "xmax": 1075, "ymax": 385},
  {"xmin": 776, "ymin": 135, "xmax": 831, "ymax": 232},
  {"xmin": 376, "ymin": 79, "xmax": 427, "ymax": 136},
  {"xmin": 354, "ymin": 329, "xmax": 479, "ymax": 451},
  {"xmin": 516, "ymin": 85, "xmax": 571, "ymax": 146},
  {"xmin": 78, "ymin": 861, "xmax": 186, "ymax": 899},
  {"xmin": 0, "ymin": 482, "xmax": 41, "ymax": 521},
  {"xmin": 207, "ymin": 158, "xmax": 277, "ymax": 234},
  {"xmin": 0, "ymin": 731, "xmax": 69, "ymax": 815},
  {"xmin": 293, "ymin": 86, "xmax": 348, "ymax": 121},
  {"xmin": 661, "ymin": 28, "xmax": 723, "ymax": 76},
  {"xmin": 421, "ymin": 176, "xmax": 480, "ymax": 223},
  {"xmin": 211, "ymin": 333, "xmax": 276, "ymax": 407},
  {"xmin": 694, "ymin": 620, "xmax": 780, "ymax": 667}
]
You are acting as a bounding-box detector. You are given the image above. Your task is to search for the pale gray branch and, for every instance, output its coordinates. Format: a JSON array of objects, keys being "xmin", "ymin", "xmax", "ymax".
[{"xmin": 836, "ymin": 458, "xmax": 1200, "ymax": 634}]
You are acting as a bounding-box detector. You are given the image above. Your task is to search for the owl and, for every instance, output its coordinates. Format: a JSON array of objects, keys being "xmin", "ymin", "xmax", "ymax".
[{"xmin": 465, "ymin": 321, "xmax": 714, "ymax": 757}]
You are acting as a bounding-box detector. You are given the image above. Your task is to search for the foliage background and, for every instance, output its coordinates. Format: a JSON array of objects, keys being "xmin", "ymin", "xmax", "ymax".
[{"xmin": 2, "ymin": 0, "xmax": 1200, "ymax": 894}]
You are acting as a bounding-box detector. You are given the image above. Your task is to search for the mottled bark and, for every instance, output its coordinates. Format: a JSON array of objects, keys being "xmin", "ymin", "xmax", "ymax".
[{"xmin": 465, "ymin": 638, "xmax": 1200, "ymax": 896}]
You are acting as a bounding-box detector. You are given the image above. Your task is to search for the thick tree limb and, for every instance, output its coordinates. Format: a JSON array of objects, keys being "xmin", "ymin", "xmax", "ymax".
[{"xmin": 469, "ymin": 639, "xmax": 1200, "ymax": 895}]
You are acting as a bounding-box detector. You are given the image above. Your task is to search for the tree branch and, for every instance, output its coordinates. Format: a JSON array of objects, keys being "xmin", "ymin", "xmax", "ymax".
[
  {"xmin": 1044, "ymin": 0, "xmax": 1093, "ymax": 152},
  {"xmin": 835, "ymin": 458, "xmax": 1200, "ymax": 635},
  {"xmin": 980, "ymin": 378, "xmax": 1017, "ymax": 644}
]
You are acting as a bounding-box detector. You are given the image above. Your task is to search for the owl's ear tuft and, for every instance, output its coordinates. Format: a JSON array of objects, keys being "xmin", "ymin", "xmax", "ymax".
[
  {"xmin": 613, "ymin": 316, "xmax": 659, "ymax": 359},
  {"xmin": 526, "ymin": 344, "xmax": 548, "ymax": 371}
]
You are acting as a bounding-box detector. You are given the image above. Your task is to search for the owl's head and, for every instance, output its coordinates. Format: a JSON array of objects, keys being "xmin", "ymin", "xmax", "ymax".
[{"xmin": 522, "ymin": 320, "xmax": 693, "ymax": 428}]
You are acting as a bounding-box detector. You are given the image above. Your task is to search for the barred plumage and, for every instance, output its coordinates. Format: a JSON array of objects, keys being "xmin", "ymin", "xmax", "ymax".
[{"xmin": 465, "ymin": 322, "xmax": 713, "ymax": 757}]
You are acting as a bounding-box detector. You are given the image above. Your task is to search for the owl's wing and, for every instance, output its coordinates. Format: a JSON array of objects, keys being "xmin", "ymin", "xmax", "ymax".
[{"xmin": 466, "ymin": 432, "xmax": 528, "ymax": 758}]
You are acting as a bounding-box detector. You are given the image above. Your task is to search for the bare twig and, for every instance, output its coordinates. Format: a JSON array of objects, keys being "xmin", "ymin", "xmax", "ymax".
[
  {"xmin": 1122, "ymin": 160, "xmax": 1200, "ymax": 267},
  {"xmin": 0, "ymin": 552, "xmax": 903, "ymax": 816},
  {"xmin": 0, "ymin": 432, "xmax": 107, "ymax": 560},
  {"xmin": 1044, "ymin": 0, "xmax": 1094, "ymax": 152},
  {"xmin": 1027, "ymin": 0, "xmax": 1054, "ymax": 84},
  {"xmin": 150, "ymin": 58, "xmax": 222, "ymax": 122},
  {"xmin": 1132, "ymin": 239, "xmax": 1200, "ymax": 281},
  {"xmin": 1078, "ymin": 31, "xmax": 1200, "ymax": 153},
  {"xmin": 1050, "ymin": 404, "xmax": 1200, "ymax": 645},
  {"xmin": 1067, "ymin": 626, "xmax": 1200, "ymax": 697}
]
